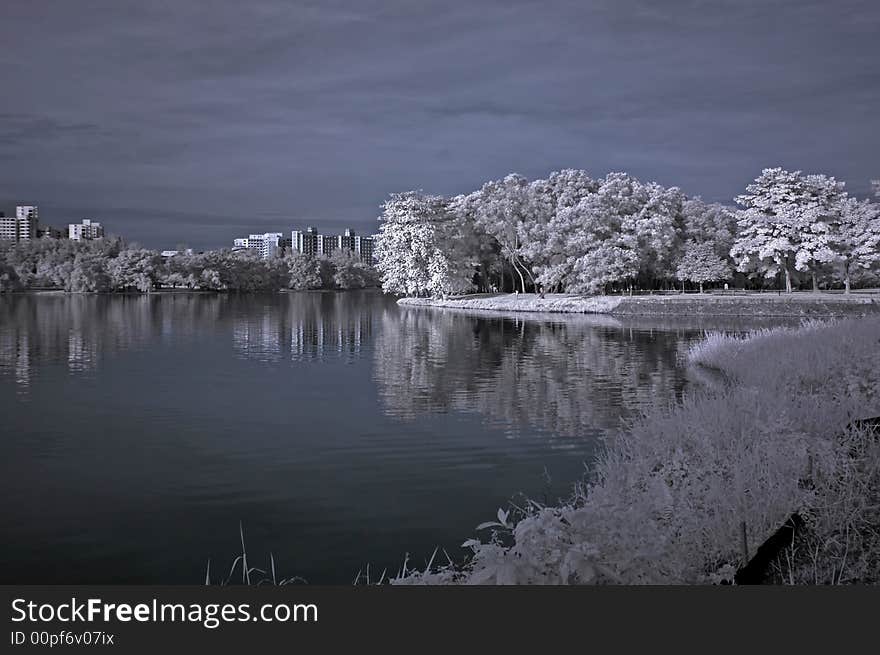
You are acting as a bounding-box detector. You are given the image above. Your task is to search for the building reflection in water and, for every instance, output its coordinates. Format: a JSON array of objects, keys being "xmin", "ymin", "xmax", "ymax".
[
  {"xmin": 0, "ymin": 294, "xmax": 227, "ymax": 394},
  {"xmin": 0, "ymin": 331, "xmax": 31, "ymax": 391},
  {"xmin": 0, "ymin": 293, "xmax": 379, "ymax": 394},
  {"xmin": 232, "ymin": 292, "xmax": 373, "ymax": 363}
]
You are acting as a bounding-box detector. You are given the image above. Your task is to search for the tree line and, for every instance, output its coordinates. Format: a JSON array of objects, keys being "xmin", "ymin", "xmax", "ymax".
[
  {"xmin": 0, "ymin": 237, "xmax": 378, "ymax": 293},
  {"xmin": 374, "ymin": 168, "xmax": 880, "ymax": 297}
]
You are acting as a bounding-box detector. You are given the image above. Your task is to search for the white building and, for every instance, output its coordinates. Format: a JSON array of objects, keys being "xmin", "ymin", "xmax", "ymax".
[
  {"xmin": 232, "ymin": 232, "xmax": 286, "ymax": 259},
  {"xmin": 16, "ymin": 205, "xmax": 38, "ymax": 221},
  {"xmin": 0, "ymin": 206, "xmax": 38, "ymax": 241},
  {"xmin": 68, "ymin": 218, "xmax": 104, "ymax": 240}
]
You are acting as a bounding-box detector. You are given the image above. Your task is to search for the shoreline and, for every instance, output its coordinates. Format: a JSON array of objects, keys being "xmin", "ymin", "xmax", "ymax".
[
  {"xmin": 395, "ymin": 316, "xmax": 880, "ymax": 584},
  {"xmin": 398, "ymin": 292, "xmax": 880, "ymax": 317}
]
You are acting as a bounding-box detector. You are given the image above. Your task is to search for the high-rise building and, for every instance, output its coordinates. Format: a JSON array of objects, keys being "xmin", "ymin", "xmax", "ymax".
[
  {"xmin": 339, "ymin": 228, "xmax": 355, "ymax": 249},
  {"xmin": 16, "ymin": 205, "xmax": 38, "ymax": 240},
  {"xmin": 354, "ymin": 235, "xmax": 375, "ymax": 265},
  {"xmin": 0, "ymin": 206, "xmax": 38, "ymax": 241},
  {"xmin": 0, "ymin": 217, "xmax": 16, "ymax": 240},
  {"xmin": 291, "ymin": 227, "xmax": 320, "ymax": 257},
  {"xmin": 290, "ymin": 227, "xmax": 375, "ymax": 264},
  {"xmin": 316, "ymin": 234, "xmax": 337, "ymax": 256},
  {"xmin": 16, "ymin": 205, "xmax": 38, "ymax": 221},
  {"xmin": 232, "ymin": 233, "xmax": 285, "ymax": 259},
  {"xmin": 258, "ymin": 233, "xmax": 284, "ymax": 259},
  {"xmin": 68, "ymin": 218, "xmax": 104, "ymax": 240}
]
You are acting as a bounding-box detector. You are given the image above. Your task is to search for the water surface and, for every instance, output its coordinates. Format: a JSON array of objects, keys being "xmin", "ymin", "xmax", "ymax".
[{"xmin": 0, "ymin": 291, "xmax": 794, "ymax": 583}]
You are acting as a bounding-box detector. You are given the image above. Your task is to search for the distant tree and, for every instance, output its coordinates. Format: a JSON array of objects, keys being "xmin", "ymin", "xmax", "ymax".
[
  {"xmin": 793, "ymin": 174, "xmax": 848, "ymax": 291},
  {"xmin": 108, "ymin": 249, "xmax": 161, "ymax": 292},
  {"xmin": 527, "ymin": 169, "xmax": 600, "ymax": 292},
  {"xmin": 329, "ymin": 250, "xmax": 378, "ymax": 289},
  {"xmin": 830, "ymin": 197, "xmax": 880, "ymax": 293},
  {"xmin": 632, "ymin": 180, "xmax": 687, "ymax": 284},
  {"xmin": 0, "ymin": 263, "xmax": 21, "ymax": 292},
  {"xmin": 681, "ymin": 198, "xmax": 739, "ymax": 261},
  {"xmin": 67, "ymin": 253, "xmax": 110, "ymax": 292},
  {"xmin": 199, "ymin": 268, "xmax": 223, "ymax": 290},
  {"xmin": 731, "ymin": 168, "xmax": 845, "ymax": 293},
  {"xmin": 448, "ymin": 191, "xmax": 503, "ymax": 292},
  {"xmin": 675, "ymin": 240, "xmax": 731, "ymax": 293},
  {"xmin": 316, "ymin": 256, "xmax": 337, "ymax": 289},
  {"xmin": 285, "ymin": 252, "xmax": 323, "ymax": 290},
  {"xmin": 547, "ymin": 172, "xmax": 684, "ymax": 294},
  {"xmin": 472, "ymin": 174, "xmax": 538, "ymax": 293}
]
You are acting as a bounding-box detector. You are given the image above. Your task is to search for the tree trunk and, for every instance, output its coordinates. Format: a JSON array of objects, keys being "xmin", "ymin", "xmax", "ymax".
[
  {"xmin": 784, "ymin": 266, "xmax": 792, "ymax": 293},
  {"xmin": 812, "ymin": 272, "xmax": 819, "ymax": 293},
  {"xmin": 511, "ymin": 259, "xmax": 526, "ymax": 294},
  {"xmin": 844, "ymin": 263, "xmax": 851, "ymax": 294},
  {"xmin": 524, "ymin": 268, "xmax": 542, "ymax": 298},
  {"xmin": 699, "ymin": 281, "xmax": 704, "ymax": 294}
]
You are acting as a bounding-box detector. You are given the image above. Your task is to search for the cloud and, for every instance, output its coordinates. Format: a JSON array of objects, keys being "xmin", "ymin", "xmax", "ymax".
[{"xmin": 1, "ymin": 0, "xmax": 878, "ymax": 247}]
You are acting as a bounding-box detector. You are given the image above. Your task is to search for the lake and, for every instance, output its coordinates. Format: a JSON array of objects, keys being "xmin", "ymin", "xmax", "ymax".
[{"xmin": 0, "ymin": 291, "xmax": 795, "ymax": 584}]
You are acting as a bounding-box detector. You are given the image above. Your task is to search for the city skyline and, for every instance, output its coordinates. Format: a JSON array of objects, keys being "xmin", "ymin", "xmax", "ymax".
[
  {"xmin": 2, "ymin": 1, "xmax": 879, "ymax": 250},
  {"xmin": 1, "ymin": 201, "xmax": 377, "ymax": 256}
]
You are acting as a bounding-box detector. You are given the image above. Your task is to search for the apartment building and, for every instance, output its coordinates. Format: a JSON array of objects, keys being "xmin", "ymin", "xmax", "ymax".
[
  {"xmin": 0, "ymin": 206, "xmax": 39, "ymax": 241},
  {"xmin": 68, "ymin": 218, "xmax": 104, "ymax": 240},
  {"xmin": 232, "ymin": 232, "xmax": 286, "ymax": 259},
  {"xmin": 291, "ymin": 227, "xmax": 375, "ymax": 264}
]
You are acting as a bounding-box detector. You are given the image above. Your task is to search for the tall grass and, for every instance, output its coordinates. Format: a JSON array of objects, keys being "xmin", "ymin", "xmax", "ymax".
[
  {"xmin": 205, "ymin": 522, "xmax": 307, "ymax": 586},
  {"xmin": 396, "ymin": 316, "xmax": 880, "ymax": 584}
]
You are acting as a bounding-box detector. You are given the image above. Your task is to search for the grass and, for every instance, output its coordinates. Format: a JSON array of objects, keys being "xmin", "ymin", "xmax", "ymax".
[
  {"xmin": 394, "ymin": 316, "xmax": 880, "ymax": 584},
  {"xmin": 205, "ymin": 522, "xmax": 306, "ymax": 586}
]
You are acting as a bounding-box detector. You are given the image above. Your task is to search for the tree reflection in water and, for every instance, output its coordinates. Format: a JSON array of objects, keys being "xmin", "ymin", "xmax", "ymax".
[{"xmin": 373, "ymin": 307, "xmax": 700, "ymax": 439}]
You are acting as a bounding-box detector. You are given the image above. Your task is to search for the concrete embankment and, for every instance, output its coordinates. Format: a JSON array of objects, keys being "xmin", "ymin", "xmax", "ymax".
[{"xmin": 397, "ymin": 293, "xmax": 880, "ymax": 317}]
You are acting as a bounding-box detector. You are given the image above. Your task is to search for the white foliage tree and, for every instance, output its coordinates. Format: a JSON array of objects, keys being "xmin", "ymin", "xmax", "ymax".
[
  {"xmin": 793, "ymin": 174, "xmax": 847, "ymax": 291},
  {"xmin": 731, "ymin": 167, "xmax": 844, "ymax": 293},
  {"xmin": 472, "ymin": 174, "xmax": 539, "ymax": 294},
  {"xmin": 630, "ymin": 181, "xmax": 687, "ymax": 282},
  {"xmin": 448, "ymin": 192, "xmax": 501, "ymax": 292},
  {"xmin": 681, "ymin": 198, "xmax": 739, "ymax": 261},
  {"xmin": 524, "ymin": 169, "xmax": 600, "ymax": 292},
  {"xmin": 562, "ymin": 178, "xmax": 642, "ymax": 293},
  {"xmin": 831, "ymin": 196, "xmax": 880, "ymax": 293},
  {"xmin": 553, "ymin": 173, "xmax": 683, "ymax": 294},
  {"xmin": 375, "ymin": 192, "xmax": 475, "ymax": 298},
  {"xmin": 674, "ymin": 240, "xmax": 731, "ymax": 293}
]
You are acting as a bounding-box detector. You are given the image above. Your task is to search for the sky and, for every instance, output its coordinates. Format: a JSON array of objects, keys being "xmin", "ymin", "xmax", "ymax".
[{"xmin": 1, "ymin": 0, "xmax": 878, "ymax": 249}]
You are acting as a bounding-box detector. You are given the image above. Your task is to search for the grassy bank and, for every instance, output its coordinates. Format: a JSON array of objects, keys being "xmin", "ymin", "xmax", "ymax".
[
  {"xmin": 398, "ymin": 292, "xmax": 880, "ymax": 317},
  {"xmin": 398, "ymin": 293, "xmax": 623, "ymax": 313},
  {"xmin": 394, "ymin": 316, "xmax": 880, "ymax": 584}
]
